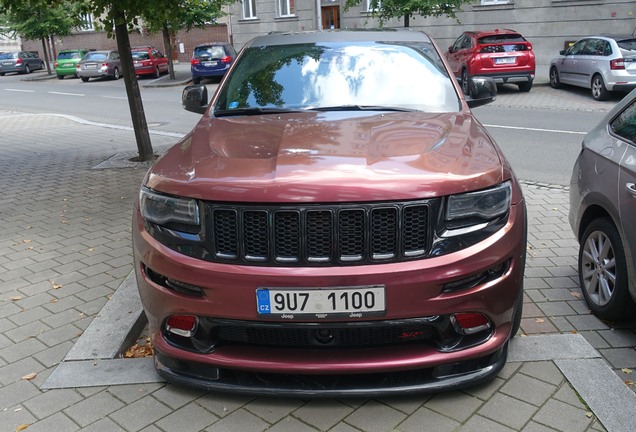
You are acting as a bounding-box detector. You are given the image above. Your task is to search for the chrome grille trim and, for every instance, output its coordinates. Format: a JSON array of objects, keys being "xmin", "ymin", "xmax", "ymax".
[{"xmin": 205, "ymin": 201, "xmax": 433, "ymax": 266}]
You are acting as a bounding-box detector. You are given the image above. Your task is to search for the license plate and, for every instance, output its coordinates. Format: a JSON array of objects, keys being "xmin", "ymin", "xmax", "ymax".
[
  {"xmin": 495, "ymin": 57, "xmax": 516, "ymax": 65},
  {"xmin": 85, "ymin": 64, "xmax": 97, "ymax": 69},
  {"xmin": 2, "ymin": 61, "xmax": 12, "ymax": 65},
  {"xmin": 203, "ymin": 61, "xmax": 218, "ymax": 67},
  {"xmin": 256, "ymin": 285, "xmax": 386, "ymax": 319}
]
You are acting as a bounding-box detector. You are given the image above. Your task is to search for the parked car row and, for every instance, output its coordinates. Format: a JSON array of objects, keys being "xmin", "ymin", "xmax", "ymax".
[
  {"xmin": 443, "ymin": 29, "xmax": 636, "ymax": 101},
  {"xmin": 51, "ymin": 46, "xmax": 169, "ymax": 82}
]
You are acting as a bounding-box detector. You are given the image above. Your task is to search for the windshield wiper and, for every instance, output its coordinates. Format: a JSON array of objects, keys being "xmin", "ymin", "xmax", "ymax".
[
  {"xmin": 214, "ymin": 107, "xmax": 306, "ymax": 117},
  {"xmin": 310, "ymin": 105, "xmax": 417, "ymax": 112}
]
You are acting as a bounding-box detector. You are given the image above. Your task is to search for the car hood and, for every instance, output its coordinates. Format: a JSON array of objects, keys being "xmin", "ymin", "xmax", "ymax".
[{"xmin": 146, "ymin": 111, "xmax": 506, "ymax": 202}]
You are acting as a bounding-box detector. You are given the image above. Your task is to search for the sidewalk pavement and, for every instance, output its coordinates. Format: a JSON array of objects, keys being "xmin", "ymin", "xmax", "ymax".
[{"xmin": 1, "ymin": 81, "xmax": 636, "ymax": 432}]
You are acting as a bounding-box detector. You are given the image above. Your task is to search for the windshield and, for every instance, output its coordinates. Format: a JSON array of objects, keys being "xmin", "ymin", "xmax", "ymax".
[
  {"xmin": 213, "ymin": 41, "xmax": 460, "ymax": 115},
  {"xmin": 58, "ymin": 51, "xmax": 82, "ymax": 60},
  {"xmin": 617, "ymin": 38, "xmax": 636, "ymax": 52}
]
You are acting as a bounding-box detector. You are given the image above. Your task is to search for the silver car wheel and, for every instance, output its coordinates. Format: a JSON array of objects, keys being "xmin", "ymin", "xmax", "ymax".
[{"xmin": 581, "ymin": 229, "xmax": 615, "ymax": 306}]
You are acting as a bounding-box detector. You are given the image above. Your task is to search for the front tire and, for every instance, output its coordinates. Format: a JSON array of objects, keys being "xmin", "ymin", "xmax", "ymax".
[
  {"xmin": 461, "ymin": 68, "xmax": 471, "ymax": 97},
  {"xmin": 578, "ymin": 218, "xmax": 635, "ymax": 320},
  {"xmin": 154, "ymin": 67, "xmax": 160, "ymax": 78},
  {"xmin": 57, "ymin": 75, "xmax": 64, "ymax": 80},
  {"xmin": 591, "ymin": 74, "xmax": 609, "ymax": 101},
  {"xmin": 24, "ymin": 65, "xmax": 31, "ymax": 74},
  {"xmin": 549, "ymin": 67, "xmax": 562, "ymax": 89},
  {"xmin": 113, "ymin": 68, "xmax": 120, "ymax": 80}
]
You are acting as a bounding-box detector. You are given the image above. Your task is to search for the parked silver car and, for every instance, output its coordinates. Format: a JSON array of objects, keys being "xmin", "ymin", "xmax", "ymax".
[
  {"xmin": 550, "ymin": 35, "xmax": 636, "ymax": 101},
  {"xmin": 0, "ymin": 51, "xmax": 45, "ymax": 76},
  {"xmin": 76, "ymin": 50, "xmax": 121, "ymax": 82},
  {"xmin": 569, "ymin": 88, "xmax": 636, "ymax": 320}
]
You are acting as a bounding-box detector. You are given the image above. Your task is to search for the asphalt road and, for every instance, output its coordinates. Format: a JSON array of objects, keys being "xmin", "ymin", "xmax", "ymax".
[{"xmin": 0, "ymin": 72, "xmax": 618, "ymax": 186}]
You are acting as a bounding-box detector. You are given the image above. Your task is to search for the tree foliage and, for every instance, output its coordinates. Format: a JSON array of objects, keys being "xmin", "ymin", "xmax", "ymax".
[
  {"xmin": 1, "ymin": 0, "xmax": 82, "ymax": 41},
  {"xmin": 344, "ymin": 0, "xmax": 472, "ymax": 27}
]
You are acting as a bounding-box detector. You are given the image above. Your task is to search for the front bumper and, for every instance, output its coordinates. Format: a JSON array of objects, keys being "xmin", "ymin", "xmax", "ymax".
[{"xmin": 154, "ymin": 344, "xmax": 508, "ymax": 397}]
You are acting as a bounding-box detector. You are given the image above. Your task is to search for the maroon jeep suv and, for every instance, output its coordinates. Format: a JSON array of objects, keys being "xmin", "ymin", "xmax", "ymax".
[{"xmin": 132, "ymin": 30, "xmax": 527, "ymax": 397}]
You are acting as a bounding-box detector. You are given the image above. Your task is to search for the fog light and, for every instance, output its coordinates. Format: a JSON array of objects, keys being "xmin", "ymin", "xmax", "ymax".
[
  {"xmin": 451, "ymin": 313, "xmax": 491, "ymax": 335},
  {"xmin": 166, "ymin": 315, "xmax": 198, "ymax": 337}
]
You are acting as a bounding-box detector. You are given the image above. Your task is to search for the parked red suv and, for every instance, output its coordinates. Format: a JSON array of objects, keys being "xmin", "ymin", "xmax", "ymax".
[
  {"xmin": 445, "ymin": 29, "xmax": 535, "ymax": 96},
  {"xmin": 133, "ymin": 30, "xmax": 527, "ymax": 397}
]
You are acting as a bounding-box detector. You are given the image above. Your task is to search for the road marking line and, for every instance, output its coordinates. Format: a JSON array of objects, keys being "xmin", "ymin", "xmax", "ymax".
[
  {"xmin": 4, "ymin": 88, "xmax": 35, "ymax": 93},
  {"xmin": 49, "ymin": 91, "xmax": 84, "ymax": 97},
  {"xmin": 102, "ymin": 96, "xmax": 127, "ymax": 100},
  {"xmin": 483, "ymin": 123, "xmax": 587, "ymax": 135}
]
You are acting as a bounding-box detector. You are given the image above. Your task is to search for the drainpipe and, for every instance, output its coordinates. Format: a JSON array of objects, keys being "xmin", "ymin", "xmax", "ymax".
[{"xmin": 316, "ymin": 0, "xmax": 322, "ymax": 30}]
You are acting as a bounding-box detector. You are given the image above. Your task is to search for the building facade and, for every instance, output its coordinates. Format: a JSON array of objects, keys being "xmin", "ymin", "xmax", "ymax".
[{"xmin": 226, "ymin": 0, "xmax": 636, "ymax": 80}]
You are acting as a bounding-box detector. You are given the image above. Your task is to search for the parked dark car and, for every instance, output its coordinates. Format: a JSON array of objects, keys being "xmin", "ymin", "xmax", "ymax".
[
  {"xmin": 76, "ymin": 50, "xmax": 121, "ymax": 82},
  {"xmin": 0, "ymin": 51, "xmax": 45, "ymax": 76},
  {"xmin": 445, "ymin": 29, "xmax": 535, "ymax": 96},
  {"xmin": 570, "ymin": 89, "xmax": 636, "ymax": 320},
  {"xmin": 190, "ymin": 42, "xmax": 236, "ymax": 84},
  {"xmin": 131, "ymin": 46, "xmax": 169, "ymax": 78},
  {"xmin": 54, "ymin": 49, "xmax": 91, "ymax": 79},
  {"xmin": 550, "ymin": 35, "xmax": 636, "ymax": 101},
  {"xmin": 133, "ymin": 29, "xmax": 526, "ymax": 397}
]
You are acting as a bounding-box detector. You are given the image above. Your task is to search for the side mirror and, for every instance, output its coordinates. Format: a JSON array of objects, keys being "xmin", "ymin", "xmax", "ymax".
[
  {"xmin": 448, "ymin": 46, "xmax": 454, "ymax": 53},
  {"xmin": 466, "ymin": 77, "xmax": 497, "ymax": 109},
  {"xmin": 559, "ymin": 50, "xmax": 566, "ymax": 55},
  {"xmin": 182, "ymin": 85, "xmax": 208, "ymax": 114}
]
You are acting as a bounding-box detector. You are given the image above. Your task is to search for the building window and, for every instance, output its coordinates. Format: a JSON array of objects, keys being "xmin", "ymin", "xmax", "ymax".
[
  {"xmin": 243, "ymin": 0, "xmax": 257, "ymax": 19},
  {"xmin": 278, "ymin": 0, "xmax": 295, "ymax": 17},
  {"xmin": 366, "ymin": 0, "xmax": 381, "ymax": 11},
  {"xmin": 78, "ymin": 13, "xmax": 94, "ymax": 31}
]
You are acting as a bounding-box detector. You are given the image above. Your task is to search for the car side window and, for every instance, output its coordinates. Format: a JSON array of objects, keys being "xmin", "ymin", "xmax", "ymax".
[
  {"xmin": 567, "ymin": 40, "xmax": 586, "ymax": 56},
  {"xmin": 610, "ymin": 100, "xmax": 636, "ymax": 144},
  {"xmin": 582, "ymin": 39, "xmax": 605, "ymax": 56},
  {"xmin": 461, "ymin": 35, "xmax": 472, "ymax": 50}
]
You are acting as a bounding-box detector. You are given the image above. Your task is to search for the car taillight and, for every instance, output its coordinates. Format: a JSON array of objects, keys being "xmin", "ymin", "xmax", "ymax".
[
  {"xmin": 102, "ymin": 62, "xmax": 109, "ymax": 67},
  {"xmin": 191, "ymin": 58, "xmax": 200, "ymax": 66},
  {"xmin": 76, "ymin": 64, "xmax": 80, "ymax": 69},
  {"xmin": 610, "ymin": 58, "xmax": 625, "ymax": 70},
  {"xmin": 16, "ymin": 58, "xmax": 22, "ymax": 65},
  {"xmin": 221, "ymin": 56, "xmax": 233, "ymax": 64}
]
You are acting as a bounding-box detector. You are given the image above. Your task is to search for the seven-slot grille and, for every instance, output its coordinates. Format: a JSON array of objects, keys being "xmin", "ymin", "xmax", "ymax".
[{"xmin": 205, "ymin": 201, "xmax": 432, "ymax": 266}]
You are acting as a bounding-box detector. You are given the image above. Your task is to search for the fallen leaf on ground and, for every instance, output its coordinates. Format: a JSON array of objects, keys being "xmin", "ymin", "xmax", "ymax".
[
  {"xmin": 22, "ymin": 240, "xmax": 32, "ymax": 244},
  {"xmin": 49, "ymin": 280, "xmax": 62, "ymax": 290},
  {"xmin": 535, "ymin": 318, "xmax": 545, "ymax": 323},
  {"xmin": 16, "ymin": 424, "xmax": 29, "ymax": 431},
  {"xmin": 124, "ymin": 343, "xmax": 154, "ymax": 358},
  {"xmin": 622, "ymin": 368, "xmax": 633, "ymax": 374},
  {"xmin": 10, "ymin": 296, "xmax": 23, "ymax": 301},
  {"xmin": 570, "ymin": 291, "xmax": 582, "ymax": 299},
  {"xmin": 21, "ymin": 373, "xmax": 36, "ymax": 380},
  {"xmin": 586, "ymin": 412, "xmax": 593, "ymax": 418}
]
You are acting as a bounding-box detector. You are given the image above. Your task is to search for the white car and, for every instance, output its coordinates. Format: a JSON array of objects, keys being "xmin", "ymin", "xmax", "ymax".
[{"xmin": 549, "ymin": 35, "xmax": 636, "ymax": 100}]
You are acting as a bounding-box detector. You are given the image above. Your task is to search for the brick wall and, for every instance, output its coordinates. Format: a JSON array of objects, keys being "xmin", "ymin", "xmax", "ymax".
[{"xmin": 21, "ymin": 24, "xmax": 228, "ymax": 63}]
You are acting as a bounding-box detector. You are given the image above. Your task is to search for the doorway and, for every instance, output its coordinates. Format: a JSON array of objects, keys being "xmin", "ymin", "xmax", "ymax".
[{"xmin": 322, "ymin": 6, "xmax": 340, "ymax": 30}]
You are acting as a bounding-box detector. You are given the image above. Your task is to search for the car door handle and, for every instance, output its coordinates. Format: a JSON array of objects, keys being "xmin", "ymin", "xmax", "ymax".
[{"xmin": 627, "ymin": 183, "xmax": 636, "ymax": 197}]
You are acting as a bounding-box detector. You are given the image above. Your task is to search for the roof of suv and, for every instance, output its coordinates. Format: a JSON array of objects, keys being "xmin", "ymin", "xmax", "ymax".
[{"xmin": 245, "ymin": 29, "xmax": 433, "ymax": 48}]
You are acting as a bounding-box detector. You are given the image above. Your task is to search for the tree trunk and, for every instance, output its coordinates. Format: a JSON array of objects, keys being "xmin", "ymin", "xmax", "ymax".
[
  {"xmin": 404, "ymin": 14, "xmax": 409, "ymax": 27},
  {"xmin": 40, "ymin": 37, "xmax": 52, "ymax": 75},
  {"xmin": 114, "ymin": 9, "xmax": 154, "ymax": 161},
  {"xmin": 162, "ymin": 22, "xmax": 175, "ymax": 80}
]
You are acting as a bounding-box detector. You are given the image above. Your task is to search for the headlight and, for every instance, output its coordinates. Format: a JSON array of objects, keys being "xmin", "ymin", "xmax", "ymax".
[
  {"xmin": 140, "ymin": 188, "xmax": 200, "ymax": 227},
  {"xmin": 445, "ymin": 181, "xmax": 511, "ymax": 234}
]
